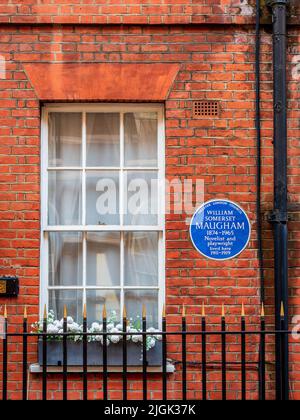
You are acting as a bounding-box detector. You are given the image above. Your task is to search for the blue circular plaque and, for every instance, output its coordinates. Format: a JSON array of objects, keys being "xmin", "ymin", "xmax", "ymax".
[{"xmin": 190, "ymin": 199, "xmax": 251, "ymax": 261}]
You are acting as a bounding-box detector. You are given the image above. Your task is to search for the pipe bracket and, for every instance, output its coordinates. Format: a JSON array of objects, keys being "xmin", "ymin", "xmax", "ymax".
[
  {"xmin": 274, "ymin": 101, "xmax": 283, "ymax": 112},
  {"xmin": 268, "ymin": 209, "xmax": 289, "ymax": 224},
  {"xmin": 266, "ymin": 0, "xmax": 287, "ymax": 6}
]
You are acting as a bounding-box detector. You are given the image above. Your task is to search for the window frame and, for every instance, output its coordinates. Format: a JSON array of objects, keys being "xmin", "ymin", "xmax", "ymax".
[{"xmin": 40, "ymin": 103, "xmax": 165, "ymax": 325}]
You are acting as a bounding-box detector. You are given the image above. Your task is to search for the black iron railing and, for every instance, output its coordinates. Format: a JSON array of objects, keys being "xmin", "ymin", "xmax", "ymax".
[{"xmin": 0, "ymin": 303, "xmax": 292, "ymax": 401}]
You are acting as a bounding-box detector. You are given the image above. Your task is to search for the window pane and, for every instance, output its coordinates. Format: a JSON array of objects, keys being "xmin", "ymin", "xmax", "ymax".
[
  {"xmin": 124, "ymin": 232, "xmax": 158, "ymax": 286},
  {"xmin": 124, "ymin": 171, "xmax": 158, "ymax": 225},
  {"xmin": 86, "ymin": 232, "xmax": 120, "ymax": 286},
  {"xmin": 48, "ymin": 113, "xmax": 82, "ymax": 167},
  {"xmin": 86, "ymin": 113, "xmax": 120, "ymax": 167},
  {"xmin": 124, "ymin": 290, "xmax": 158, "ymax": 327},
  {"xmin": 124, "ymin": 112, "xmax": 157, "ymax": 167},
  {"xmin": 86, "ymin": 290, "xmax": 120, "ymax": 323},
  {"xmin": 48, "ymin": 171, "xmax": 82, "ymax": 225},
  {"xmin": 49, "ymin": 289, "xmax": 83, "ymax": 322},
  {"xmin": 86, "ymin": 171, "xmax": 119, "ymax": 225},
  {"xmin": 49, "ymin": 232, "xmax": 83, "ymax": 286}
]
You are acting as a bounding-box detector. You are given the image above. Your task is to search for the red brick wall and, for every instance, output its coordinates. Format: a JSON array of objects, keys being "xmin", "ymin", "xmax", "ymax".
[
  {"xmin": 0, "ymin": 19, "xmax": 299, "ymax": 399},
  {"xmin": 0, "ymin": 0, "xmax": 257, "ymax": 25}
]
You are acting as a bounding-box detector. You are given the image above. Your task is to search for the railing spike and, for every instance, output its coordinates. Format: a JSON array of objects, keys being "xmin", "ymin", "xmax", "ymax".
[
  {"xmin": 102, "ymin": 304, "xmax": 107, "ymax": 319},
  {"xmin": 261, "ymin": 302, "xmax": 265, "ymax": 318},
  {"xmin": 280, "ymin": 301, "xmax": 285, "ymax": 318},
  {"xmin": 4, "ymin": 304, "xmax": 7, "ymax": 319},
  {"xmin": 83, "ymin": 303, "xmax": 87, "ymax": 319},
  {"xmin": 222, "ymin": 303, "xmax": 225, "ymax": 318},
  {"xmin": 142, "ymin": 304, "xmax": 146, "ymax": 319},
  {"xmin": 123, "ymin": 305, "xmax": 127, "ymax": 319},
  {"xmin": 202, "ymin": 302, "xmax": 206, "ymax": 317},
  {"xmin": 43, "ymin": 304, "xmax": 47, "ymax": 320},
  {"xmin": 241, "ymin": 302, "xmax": 245, "ymax": 317},
  {"xmin": 182, "ymin": 305, "xmax": 186, "ymax": 318},
  {"xmin": 24, "ymin": 306, "xmax": 27, "ymax": 320},
  {"xmin": 162, "ymin": 304, "xmax": 166, "ymax": 318},
  {"xmin": 63, "ymin": 305, "xmax": 67, "ymax": 319}
]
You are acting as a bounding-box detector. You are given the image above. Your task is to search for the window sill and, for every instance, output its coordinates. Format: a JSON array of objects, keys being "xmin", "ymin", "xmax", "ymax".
[{"xmin": 29, "ymin": 363, "xmax": 175, "ymax": 374}]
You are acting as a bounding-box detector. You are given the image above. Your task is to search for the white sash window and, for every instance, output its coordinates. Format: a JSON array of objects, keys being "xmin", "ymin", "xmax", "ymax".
[{"xmin": 41, "ymin": 104, "xmax": 165, "ymax": 326}]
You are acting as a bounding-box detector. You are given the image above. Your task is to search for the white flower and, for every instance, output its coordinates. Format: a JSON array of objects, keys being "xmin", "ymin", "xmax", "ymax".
[
  {"xmin": 152, "ymin": 329, "xmax": 162, "ymax": 341},
  {"xmin": 32, "ymin": 308, "xmax": 161, "ymax": 349},
  {"xmin": 131, "ymin": 335, "xmax": 140, "ymax": 343},
  {"xmin": 126, "ymin": 326, "xmax": 132, "ymax": 340},
  {"xmin": 146, "ymin": 336, "xmax": 156, "ymax": 350},
  {"xmin": 111, "ymin": 327, "xmax": 121, "ymax": 333},
  {"xmin": 109, "ymin": 327, "xmax": 122, "ymax": 344},
  {"xmin": 147, "ymin": 327, "xmax": 156, "ymax": 333},
  {"xmin": 54, "ymin": 320, "xmax": 62, "ymax": 329},
  {"xmin": 107, "ymin": 323, "xmax": 114, "ymax": 331},
  {"xmin": 68, "ymin": 323, "xmax": 80, "ymax": 333},
  {"xmin": 168, "ymin": 364, "xmax": 175, "ymax": 373},
  {"xmin": 148, "ymin": 337, "xmax": 156, "ymax": 348},
  {"xmin": 93, "ymin": 334, "xmax": 110, "ymax": 346},
  {"xmin": 146, "ymin": 327, "xmax": 161, "ymax": 341},
  {"xmin": 129, "ymin": 328, "xmax": 143, "ymax": 343},
  {"xmin": 129, "ymin": 329, "xmax": 142, "ymax": 343},
  {"xmin": 128, "ymin": 328, "xmax": 137, "ymax": 333},
  {"xmin": 110, "ymin": 335, "xmax": 121, "ymax": 344},
  {"xmin": 91, "ymin": 322, "xmax": 102, "ymax": 332},
  {"xmin": 47, "ymin": 324, "xmax": 59, "ymax": 335}
]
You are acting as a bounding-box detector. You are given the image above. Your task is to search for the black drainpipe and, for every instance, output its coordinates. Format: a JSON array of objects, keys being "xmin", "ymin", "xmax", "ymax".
[
  {"xmin": 255, "ymin": 0, "xmax": 266, "ymax": 401},
  {"xmin": 267, "ymin": 0, "xmax": 289, "ymax": 400}
]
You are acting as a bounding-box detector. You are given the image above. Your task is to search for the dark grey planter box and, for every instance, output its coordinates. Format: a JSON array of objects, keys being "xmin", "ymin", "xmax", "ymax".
[{"xmin": 38, "ymin": 341, "xmax": 162, "ymax": 367}]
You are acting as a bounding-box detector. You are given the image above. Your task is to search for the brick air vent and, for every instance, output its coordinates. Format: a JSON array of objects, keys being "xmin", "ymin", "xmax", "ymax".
[{"xmin": 193, "ymin": 101, "xmax": 220, "ymax": 118}]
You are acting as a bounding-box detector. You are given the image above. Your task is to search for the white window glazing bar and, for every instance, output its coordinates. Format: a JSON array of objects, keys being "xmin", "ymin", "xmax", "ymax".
[
  {"xmin": 43, "ymin": 226, "xmax": 163, "ymax": 232},
  {"xmin": 47, "ymin": 286, "xmax": 160, "ymax": 290},
  {"xmin": 40, "ymin": 108, "xmax": 49, "ymax": 319},
  {"xmin": 120, "ymin": 113, "xmax": 125, "ymax": 318},
  {"xmin": 47, "ymin": 167, "xmax": 159, "ymax": 171},
  {"xmin": 82, "ymin": 112, "xmax": 87, "ymax": 310},
  {"xmin": 47, "ymin": 167, "xmax": 82, "ymax": 171},
  {"xmin": 158, "ymin": 107, "xmax": 165, "ymax": 322}
]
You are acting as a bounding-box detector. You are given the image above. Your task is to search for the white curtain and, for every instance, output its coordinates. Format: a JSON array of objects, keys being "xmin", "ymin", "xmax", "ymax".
[
  {"xmin": 48, "ymin": 170, "xmax": 82, "ymax": 225},
  {"xmin": 124, "ymin": 113, "xmax": 157, "ymax": 167},
  {"xmin": 86, "ymin": 113, "xmax": 120, "ymax": 167},
  {"xmin": 124, "ymin": 232, "xmax": 158, "ymax": 286},
  {"xmin": 48, "ymin": 112, "xmax": 82, "ymax": 167},
  {"xmin": 86, "ymin": 232, "xmax": 120, "ymax": 286},
  {"xmin": 49, "ymin": 289, "xmax": 82, "ymax": 321},
  {"xmin": 48, "ymin": 232, "xmax": 82, "ymax": 287}
]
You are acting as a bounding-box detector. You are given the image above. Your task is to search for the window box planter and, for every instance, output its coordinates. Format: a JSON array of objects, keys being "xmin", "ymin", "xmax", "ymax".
[{"xmin": 38, "ymin": 340, "xmax": 162, "ymax": 367}]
